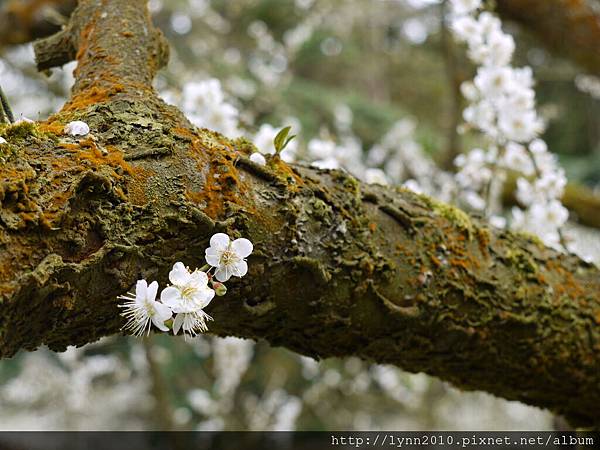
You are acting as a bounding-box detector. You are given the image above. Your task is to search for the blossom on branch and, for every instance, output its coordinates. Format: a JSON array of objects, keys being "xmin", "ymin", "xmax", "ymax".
[
  {"xmin": 205, "ymin": 233, "xmax": 253, "ymax": 282},
  {"xmin": 118, "ymin": 280, "xmax": 172, "ymax": 336}
]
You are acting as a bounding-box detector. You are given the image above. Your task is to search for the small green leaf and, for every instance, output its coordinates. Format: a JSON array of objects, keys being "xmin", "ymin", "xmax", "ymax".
[{"xmin": 273, "ymin": 126, "xmax": 296, "ymax": 154}]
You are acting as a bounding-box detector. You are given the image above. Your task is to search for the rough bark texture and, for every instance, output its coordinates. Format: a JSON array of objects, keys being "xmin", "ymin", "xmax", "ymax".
[
  {"xmin": 497, "ymin": 0, "xmax": 600, "ymax": 75},
  {"xmin": 0, "ymin": 0, "xmax": 599, "ymax": 428}
]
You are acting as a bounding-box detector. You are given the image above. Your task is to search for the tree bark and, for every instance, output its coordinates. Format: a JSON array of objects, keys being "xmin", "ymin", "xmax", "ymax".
[{"xmin": 0, "ymin": 0, "xmax": 599, "ymax": 428}]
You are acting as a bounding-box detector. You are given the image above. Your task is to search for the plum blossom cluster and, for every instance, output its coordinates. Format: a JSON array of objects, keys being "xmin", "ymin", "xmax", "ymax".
[
  {"xmin": 118, "ymin": 233, "xmax": 253, "ymax": 338},
  {"xmin": 449, "ymin": 0, "xmax": 569, "ymax": 249}
]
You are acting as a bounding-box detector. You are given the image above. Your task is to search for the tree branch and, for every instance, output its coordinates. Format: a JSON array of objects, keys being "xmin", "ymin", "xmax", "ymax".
[
  {"xmin": 0, "ymin": 0, "xmax": 599, "ymax": 428},
  {"xmin": 0, "ymin": 0, "xmax": 77, "ymax": 48},
  {"xmin": 496, "ymin": 0, "xmax": 600, "ymax": 75}
]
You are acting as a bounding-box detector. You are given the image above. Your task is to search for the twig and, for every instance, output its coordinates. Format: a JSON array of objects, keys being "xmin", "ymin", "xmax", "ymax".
[{"xmin": 0, "ymin": 84, "xmax": 15, "ymax": 124}]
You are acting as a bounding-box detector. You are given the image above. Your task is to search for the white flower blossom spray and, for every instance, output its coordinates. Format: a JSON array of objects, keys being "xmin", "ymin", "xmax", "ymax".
[
  {"xmin": 449, "ymin": 0, "xmax": 570, "ymax": 250},
  {"xmin": 118, "ymin": 233, "xmax": 253, "ymax": 338}
]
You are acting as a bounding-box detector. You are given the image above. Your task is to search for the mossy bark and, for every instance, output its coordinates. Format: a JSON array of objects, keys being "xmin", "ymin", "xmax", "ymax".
[{"xmin": 0, "ymin": 0, "xmax": 599, "ymax": 428}]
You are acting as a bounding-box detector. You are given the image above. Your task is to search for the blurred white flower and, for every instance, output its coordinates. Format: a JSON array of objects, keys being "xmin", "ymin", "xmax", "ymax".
[
  {"xmin": 501, "ymin": 142, "xmax": 534, "ymax": 176},
  {"xmin": 450, "ymin": 0, "xmax": 482, "ymax": 16},
  {"xmin": 182, "ymin": 79, "xmax": 239, "ymax": 136},
  {"xmin": 489, "ymin": 215, "xmax": 507, "ymax": 229},
  {"xmin": 364, "ymin": 168, "xmax": 388, "ymax": 185}
]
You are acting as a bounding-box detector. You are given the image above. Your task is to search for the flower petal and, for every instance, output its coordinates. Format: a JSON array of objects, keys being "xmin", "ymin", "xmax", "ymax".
[
  {"xmin": 172, "ymin": 313, "xmax": 184, "ymax": 335},
  {"xmin": 205, "ymin": 251, "xmax": 221, "ymax": 267},
  {"xmin": 135, "ymin": 279, "xmax": 148, "ymax": 301},
  {"xmin": 232, "ymin": 238, "xmax": 253, "ymax": 258},
  {"xmin": 214, "ymin": 267, "xmax": 231, "ymax": 282},
  {"xmin": 233, "ymin": 260, "xmax": 248, "ymax": 278},
  {"xmin": 146, "ymin": 281, "xmax": 159, "ymax": 302},
  {"xmin": 160, "ymin": 286, "xmax": 182, "ymax": 307},
  {"xmin": 209, "ymin": 233, "xmax": 230, "ymax": 250},
  {"xmin": 169, "ymin": 262, "xmax": 191, "ymax": 286},
  {"xmin": 193, "ymin": 288, "xmax": 215, "ymax": 309},
  {"xmin": 153, "ymin": 301, "xmax": 173, "ymax": 321},
  {"xmin": 190, "ymin": 270, "xmax": 209, "ymax": 288},
  {"xmin": 152, "ymin": 316, "xmax": 170, "ymax": 332}
]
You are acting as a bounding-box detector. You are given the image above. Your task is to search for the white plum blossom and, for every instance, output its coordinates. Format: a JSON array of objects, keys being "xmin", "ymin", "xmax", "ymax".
[
  {"xmin": 0, "ymin": 137, "xmax": 6, "ymax": 145},
  {"xmin": 117, "ymin": 234, "xmax": 254, "ymax": 339},
  {"xmin": 500, "ymin": 142, "xmax": 534, "ymax": 176},
  {"xmin": 118, "ymin": 280, "xmax": 172, "ymax": 336},
  {"xmin": 451, "ymin": 15, "xmax": 482, "ymax": 44},
  {"xmin": 532, "ymin": 200, "xmax": 569, "ymax": 229},
  {"xmin": 172, "ymin": 310, "xmax": 213, "ymax": 337},
  {"xmin": 454, "ymin": 148, "xmax": 492, "ymax": 190},
  {"xmin": 205, "ymin": 233, "xmax": 253, "ymax": 282},
  {"xmin": 249, "ymin": 152, "xmax": 267, "ymax": 166},
  {"xmin": 497, "ymin": 109, "xmax": 542, "ymax": 143},
  {"xmin": 64, "ymin": 120, "xmax": 90, "ymax": 136},
  {"xmin": 160, "ymin": 262, "xmax": 215, "ymax": 314}
]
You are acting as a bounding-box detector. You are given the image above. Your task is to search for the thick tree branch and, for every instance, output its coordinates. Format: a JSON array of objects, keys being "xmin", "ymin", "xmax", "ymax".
[
  {"xmin": 0, "ymin": 0, "xmax": 77, "ymax": 48},
  {"xmin": 497, "ymin": 0, "xmax": 600, "ymax": 75},
  {"xmin": 0, "ymin": 0, "xmax": 599, "ymax": 428}
]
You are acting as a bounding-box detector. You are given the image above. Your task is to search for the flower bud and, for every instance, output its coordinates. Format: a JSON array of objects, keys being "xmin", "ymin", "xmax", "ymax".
[{"xmin": 213, "ymin": 282, "xmax": 227, "ymax": 296}]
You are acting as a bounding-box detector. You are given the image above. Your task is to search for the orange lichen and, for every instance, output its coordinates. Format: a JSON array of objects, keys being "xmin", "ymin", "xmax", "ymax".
[
  {"xmin": 62, "ymin": 82, "xmax": 125, "ymax": 112},
  {"xmin": 476, "ymin": 228, "xmax": 490, "ymax": 257},
  {"xmin": 127, "ymin": 166, "xmax": 153, "ymax": 206},
  {"xmin": 38, "ymin": 120, "xmax": 65, "ymax": 135},
  {"xmin": 430, "ymin": 254, "xmax": 442, "ymax": 268}
]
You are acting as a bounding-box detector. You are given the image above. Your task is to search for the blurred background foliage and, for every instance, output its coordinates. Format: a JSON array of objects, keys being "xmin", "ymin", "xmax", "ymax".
[{"xmin": 1, "ymin": 0, "xmax": 599, "ymax": 430}]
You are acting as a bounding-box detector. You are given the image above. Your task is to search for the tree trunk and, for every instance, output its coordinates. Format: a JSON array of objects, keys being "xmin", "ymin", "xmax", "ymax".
[{"xmin": 0, "ymin": 0, "xmax": 599, "ymax": 428}]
